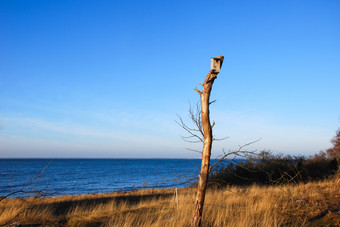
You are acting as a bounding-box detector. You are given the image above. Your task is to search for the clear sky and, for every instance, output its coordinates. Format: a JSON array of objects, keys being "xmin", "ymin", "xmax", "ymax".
[{"xmin": 1, "ymin": 0, "xmax": 339, "ymax": 158}]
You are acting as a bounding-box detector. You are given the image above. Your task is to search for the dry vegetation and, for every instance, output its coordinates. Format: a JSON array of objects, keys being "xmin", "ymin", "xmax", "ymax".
[{"xmin": 0, "ymin": 174, "xmax": 339, "ymax": 227}]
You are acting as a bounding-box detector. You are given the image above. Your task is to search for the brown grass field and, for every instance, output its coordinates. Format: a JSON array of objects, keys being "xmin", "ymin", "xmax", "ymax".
[{"xmin": 0, "ymin": 175, "xmax": 339, "ymax": 227}]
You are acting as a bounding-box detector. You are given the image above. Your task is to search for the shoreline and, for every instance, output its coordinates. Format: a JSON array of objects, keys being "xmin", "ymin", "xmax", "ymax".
[{"xmin": 1, "ymin": 177, "xmax": 339, "ymax": 226}]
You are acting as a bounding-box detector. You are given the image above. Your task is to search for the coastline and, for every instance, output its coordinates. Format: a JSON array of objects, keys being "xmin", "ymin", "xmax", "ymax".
[{"xmin": 1, "ymin": 176, "xmax": 339, "ymax": 226}]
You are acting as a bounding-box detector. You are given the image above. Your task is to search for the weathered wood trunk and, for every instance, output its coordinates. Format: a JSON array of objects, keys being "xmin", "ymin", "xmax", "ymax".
[{"xmin": 191, "ymin": 56, "xmax": 224, "ymax": 227}]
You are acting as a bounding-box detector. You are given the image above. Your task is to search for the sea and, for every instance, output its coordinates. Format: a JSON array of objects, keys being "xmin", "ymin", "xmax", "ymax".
[{"xmin": 0, "ymin": 159, "xmax": 224, "ymax": 198}]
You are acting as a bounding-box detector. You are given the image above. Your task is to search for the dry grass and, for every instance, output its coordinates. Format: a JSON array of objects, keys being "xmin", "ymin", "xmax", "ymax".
[{"xmin": 1, "ymin": 176, "xmax": 339, "ymax": 227}]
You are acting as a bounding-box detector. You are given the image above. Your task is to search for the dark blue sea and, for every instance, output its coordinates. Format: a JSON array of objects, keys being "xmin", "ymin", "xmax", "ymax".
[{"xmin": 0, "ymin": 159, "xmax": 222, "ymax": 198}]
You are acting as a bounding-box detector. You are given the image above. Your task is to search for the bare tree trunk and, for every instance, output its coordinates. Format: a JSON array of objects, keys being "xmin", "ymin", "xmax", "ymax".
[{"xmin": 191, "ymin": 56, "xmax": 224, "ymax": 227}]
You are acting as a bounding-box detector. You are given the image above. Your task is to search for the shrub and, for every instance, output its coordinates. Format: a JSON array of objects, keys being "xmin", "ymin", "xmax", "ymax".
[{"xmin": 208, "ymin": 152, "xmax": 338, "ymax": 188}]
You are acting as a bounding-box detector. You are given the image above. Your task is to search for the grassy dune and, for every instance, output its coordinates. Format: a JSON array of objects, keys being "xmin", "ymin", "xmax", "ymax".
[{"xmin": 0, "ymin": 176, "xmax": 339, "ymax": 227}]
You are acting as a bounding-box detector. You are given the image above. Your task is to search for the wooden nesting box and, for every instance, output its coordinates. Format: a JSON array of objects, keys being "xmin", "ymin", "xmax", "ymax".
[{"xmin": 210, "ymin": 57, "xmax": 222, "ymax": 73}]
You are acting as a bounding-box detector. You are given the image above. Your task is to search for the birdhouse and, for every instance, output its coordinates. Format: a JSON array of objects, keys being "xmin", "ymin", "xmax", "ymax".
[{"xmin": 210, "ymin": 57, "xmax": 221, "ymax": 73}]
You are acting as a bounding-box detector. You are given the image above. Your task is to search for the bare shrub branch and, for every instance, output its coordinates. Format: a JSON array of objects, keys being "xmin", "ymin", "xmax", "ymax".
[
  {"xmin": 0, "ymin": 161, "xmax": 53, "ymax": 202},
  {"xmin": 209, "ymin": 139, "xmax": 261, "ymax": 173},
  {"xmin": 176, "ymin": 103, "xmax": 204, "ymax": 144}
]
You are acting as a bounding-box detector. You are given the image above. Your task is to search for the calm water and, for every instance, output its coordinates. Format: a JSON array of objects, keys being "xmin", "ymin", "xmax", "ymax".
[{"xmin": 0, "ymin": 159, "xmax": 210, "ymax": 197}]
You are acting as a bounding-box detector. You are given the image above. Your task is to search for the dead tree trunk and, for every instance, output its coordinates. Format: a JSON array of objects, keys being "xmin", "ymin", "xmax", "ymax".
[{"xmin": 191, "ymin": 55, "xmax": 224, "ymax": 227}]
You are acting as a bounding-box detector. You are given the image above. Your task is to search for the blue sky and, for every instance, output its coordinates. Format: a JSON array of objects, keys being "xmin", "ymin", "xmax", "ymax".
[{"xmin": 1, "ymin": 0, "xmax": 339, "ymax": 158}]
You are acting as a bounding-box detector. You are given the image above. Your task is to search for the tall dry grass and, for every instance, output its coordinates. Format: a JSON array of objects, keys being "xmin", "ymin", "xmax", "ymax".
[{"xmin": 1, "ymin": 176, "xmax": 339, "ymax": 226}]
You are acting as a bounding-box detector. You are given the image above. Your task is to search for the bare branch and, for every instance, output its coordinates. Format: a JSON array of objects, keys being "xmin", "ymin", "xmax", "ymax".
[
  {"xmin": 209, "ymin": 139, "xmax": 261, "ymax": 173},
  {"xmin": 169, "ymin": 168, "xmax": 199, "ymax": 181},
  {"xmin": 237, "ymin": 138, "xmax": 262, "ymax": 150},
  {"xmin": 210, "ymin": 150, "xmax": 242, "ymax": 172},
  {"xmin": 186, "ymin": 147, "xmax": 203, "ymax": 154},
  {"xmin": 189, "ymin": 103, "xmax": 204, "ymax": 137},
  {"xmin": 176, "ymin": 114, "xmax": 202, "ymax": 133},
  {"xmin": 180, "ymin": 135, "xmax": 203, "ymax": 143},
  {"xmin": 0, "ymin": 161, "xmax": 53, "ymax": 202},
  {"xmin": 194, "ymin": 88, "xmax": 202, "ymax": 95},
  {"xmin": 186, "ymin": 158, "xmax": 202, "ymax": 172},
  {"xmin": 176, "ymin": 105, "xmax": 204, "ymax": 143},
  {"xmin": 176, "ymin": 120, "xmax": 203, "ymax": 143},
  {"xmin": 213, "ymin": 136, "xmax": 229, "ymax": 142}
]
